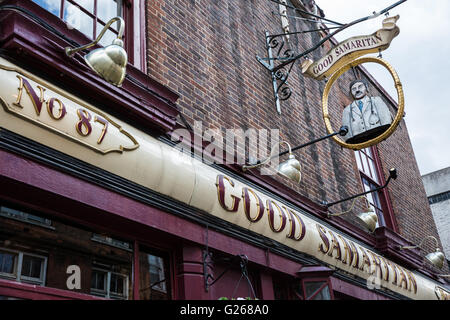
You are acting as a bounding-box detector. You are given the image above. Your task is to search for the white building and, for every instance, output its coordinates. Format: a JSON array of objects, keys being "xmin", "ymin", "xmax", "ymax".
[{"xmin": 422, "ymin": 167, "xmax": 450, "ymax": 261}]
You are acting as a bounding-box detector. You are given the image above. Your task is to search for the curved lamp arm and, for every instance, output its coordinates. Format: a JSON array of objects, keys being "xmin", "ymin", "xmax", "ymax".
[
  {"xmin": 242, "ymin": 141, "xmax": 292, "ymax": 171},
  {"xmin": 65, "ymin": 16, "xmax": 125, "ymax": 56},
  {"xmin": 242, "ymin": 127, "xmax": 348, "ymax": 171},
  {"xmin": 327, "ymin": 195, "xmax": 372, "ymax": 218},
  {"xmin": 399, "ymin": 235, "xmax": 440, "ymax": 250}
]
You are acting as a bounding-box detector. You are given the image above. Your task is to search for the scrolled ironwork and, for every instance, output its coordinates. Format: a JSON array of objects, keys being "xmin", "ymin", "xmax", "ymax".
[{"xmin": 279, "ymin": 85, "xmax": 292, "ymax": 101}]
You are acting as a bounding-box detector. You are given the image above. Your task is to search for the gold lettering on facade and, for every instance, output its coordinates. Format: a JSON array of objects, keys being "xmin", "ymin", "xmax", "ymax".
[
  {"xmin": 397, "ymin": 266, "xmax": 409, "ymax": 290},
  {"xmin": 405, "ymin": 270, "xmax": 417, "ymax": 294},
  {"xmin": 327, "ymin": 230, "xmax": 342, "ymax": 260},
  {"xmin": 338, "ymin": 235, "xmax": 353, "ymax": 265},
  {"xmin": 379, "ymin": 256, "xmax": 390, "ymax": 282},
  {"xmin": 316, "ymin": 224, "xmax": 330, "ymax": 254},
  {"xmin": 14, "ymin": 75, "xmax": 46, "ymax": 115},
  {"xmin": 359, "ymin": 247, "xmax": 372, "ymax": 274},
  {"xmin": 369, "ymin": 251, "xmax": 384, "ymax": 280}
]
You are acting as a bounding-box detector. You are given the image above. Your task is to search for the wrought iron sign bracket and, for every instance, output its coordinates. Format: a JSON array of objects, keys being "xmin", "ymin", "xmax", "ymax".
[
  {"xmin": 323, "ymin": 168, "xmax": 398, "ymax": 208},
  {"xmin": 256, "ymin": 31, "xmax": 295, "ymax": 114},
  {"xmin": 255, "ymin": 0, "xmax": 407, "ymax": 113}
]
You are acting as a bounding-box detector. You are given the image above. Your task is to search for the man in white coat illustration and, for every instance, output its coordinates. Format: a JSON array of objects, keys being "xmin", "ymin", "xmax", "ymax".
[{"xmin": 342, "ymin": 79, "xmax": 393, "ymax": 144}]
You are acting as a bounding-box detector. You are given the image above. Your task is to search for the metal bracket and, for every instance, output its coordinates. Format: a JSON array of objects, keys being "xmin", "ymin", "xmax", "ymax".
[
  {"xmin": 323, "ymin": 168, "xmax": 397, "ymax": 208},
  {"xmin": 256, "ymin": 31, "xmax": 295, "ymax": 114}
]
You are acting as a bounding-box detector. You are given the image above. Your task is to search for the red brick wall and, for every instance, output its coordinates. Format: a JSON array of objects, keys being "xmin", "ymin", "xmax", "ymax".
[{"xmin": 145, "ymin": 0, "xmax": 446, "ymax": 272}]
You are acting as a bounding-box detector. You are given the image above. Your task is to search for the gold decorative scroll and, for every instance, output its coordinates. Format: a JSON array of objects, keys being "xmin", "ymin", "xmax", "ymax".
[{"xmin": 302, "ymin": 15, "xmax": 400, "ymax": 80}]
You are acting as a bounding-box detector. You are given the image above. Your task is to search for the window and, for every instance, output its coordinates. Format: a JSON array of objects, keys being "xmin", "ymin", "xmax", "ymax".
[
  {"xmin": 91, "ymin": 233, "xmax": 132, "ymax": 251},
  {"xmin": 31, "ymin": 0, "xmax": 145, "ymax": 70},
  {"xmin": 139, "ymin": 250, "xmax": 171, "ymax": 300},
  {"xmin": 0, "ymin": 206, "xmax": 53, "ymax": 229},
  {"xmin": 302, "ymin": 281, "xmax": 332, "ymax": 300},
  {"xmin": 0, "ymin": 248, "xmax": 47, "ymax": 285},
  {"xmin": 354, "ymin": 147, "xmax": 393, "ymax": 229},
  {"xmin": 355, "ymin": 147, "xmax": 397, "ymax": 231},
  {"xmin": 0, "ymin": 251, "xmax": 17, "ymax": 277},
  {"xmin": 90, "ymin": 265, "xmax": 129, "ymax": 300},
  {"xmin": 273, "ymin": 274, "xmax": 333, "ymax": 300},
  {"xmin": 428, "ymin": 191, "xmax": 450, "ymax": 205}
]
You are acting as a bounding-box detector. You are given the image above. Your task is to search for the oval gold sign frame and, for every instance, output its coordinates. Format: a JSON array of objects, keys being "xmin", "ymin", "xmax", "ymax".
[{"xmin": 322, "ymin": 56, "xmax": 404, "ymax": 150}]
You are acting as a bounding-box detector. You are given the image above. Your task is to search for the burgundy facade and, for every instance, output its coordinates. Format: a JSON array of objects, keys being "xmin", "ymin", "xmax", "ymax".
[{"xmin": 0, "ymin": 0, "xmax": 448, "ymax": 300}]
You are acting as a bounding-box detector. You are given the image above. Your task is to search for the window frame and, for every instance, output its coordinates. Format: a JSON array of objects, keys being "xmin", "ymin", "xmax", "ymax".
[
  {"xmin": 301, "ymin": 278, "xmax": 333, "ymax": 300},
  {"xmin": 354, "ymin": 146, "xmax": 398, "ymax": 231},
  {"xmin": 0, "ymin": 248, "xmax": 47, "ymax": 286},
  {"xmin": 90, "ymin": 266, "xmax": 129, "ymax": 300},
  {"xmin": 0, "ymin": 206, "xmax": 54, "ymax": 230}
]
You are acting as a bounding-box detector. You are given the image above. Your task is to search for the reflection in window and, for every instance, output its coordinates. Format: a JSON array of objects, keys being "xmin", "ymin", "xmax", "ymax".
[
  {"xmin": 90, "ymin": 266, "xmax": 128, "ymax": 300},
  {"xmin": 32, "ymin": 0, "xmax": 122, "ymax": 46},
  {"xmin": 304, "ymin": 281, "xmax": 331, "ymax": 300},
  {"xmin": 0, "ymin": 249, "xmax": 46, "ymax": 285},
  {"xmin": 0, "ymin": 206, "xmax": 52, "ymax": 229},
  {"xmin": 139, "ymin": 251, "xmax": 171, "ymax": 300},
  {"xmin": 0, "ymin": 204, "xmax": 133, "ymax": 298},
  {"xmin": 0, "ymin": 251, "xmax": 16, "ymax": 275}
]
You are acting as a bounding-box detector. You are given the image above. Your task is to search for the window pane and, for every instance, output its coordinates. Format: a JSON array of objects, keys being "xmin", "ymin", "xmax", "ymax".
[
  {"xmin": 354, "ymin": 151, "xmax": 363, "ymax": 171},
  {"xmin": 97, "ymin": 0, "xmax": 121, "ymax": 23},
  {"xmin": 72, "ymin": 0, "xmax": 94, "ymax": 14},
  {"xmin": 110, "ymin": 273, "xmax": 125, "ymax": 295},
  {"xmin": 367, "ymin": 159, "xmax": 378, "ymax": 182},
  {"xmin": 311, "ymin": 286, "xmax": 331, "ymax": 300},
  {"xmin": 140, "ymin": 252, "xmax": 170, "ymax": 300},
  {"xmin": 32, "ymin": 0, "xmax": 61, "ymax": 17},
  {"xmin": 305, "ymin": 281, "xmax": 325, "ymax": 299},
  {"xmin": 64, "ymin": 3, "xmax": 94, "ymax": 38},
  {"xmin": 97, "ymin": 22, "xmax": 118, "ymax": 47},
  {"xmin": 91, "ymin": 270, "xmax": 106, "ymax": 291},
  {"xmin": 21, "ymin": 255, "xmax": 43, "ymax": 279},
  {"xmin": 0, "ymin": 252, "xmax": 16, "ymax": 274}
]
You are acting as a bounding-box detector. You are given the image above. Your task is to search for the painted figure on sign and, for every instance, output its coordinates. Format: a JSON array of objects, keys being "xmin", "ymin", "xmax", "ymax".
[{"xmin": 341, "ymin": 79, "xmax": 393, "ymax": 144}]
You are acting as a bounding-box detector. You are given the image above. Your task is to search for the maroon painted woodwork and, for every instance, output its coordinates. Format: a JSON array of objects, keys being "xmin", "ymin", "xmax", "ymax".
[
  {"xmin": 0, "ymin": 278, "xmax": 105, "ymax": 300},
  {"xmin": 175, "ymin": 245, "xmax": 209, "ymax": 300},
  {"xmin": 374, "ymin": 226, "xmax": 423, "ymax": 270},
  {"xmin": 297, "ymin": 265, "xmax": 334, "ymax": 278},
  {"xmin": 0, "ymin": 0, "xmax": 179, "ymax": 134}
]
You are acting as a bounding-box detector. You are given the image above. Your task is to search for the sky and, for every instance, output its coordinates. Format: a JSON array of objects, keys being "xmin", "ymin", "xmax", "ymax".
[{"xmin": 316, "ymin": 0, "xmax": 450, "ymax": 175}]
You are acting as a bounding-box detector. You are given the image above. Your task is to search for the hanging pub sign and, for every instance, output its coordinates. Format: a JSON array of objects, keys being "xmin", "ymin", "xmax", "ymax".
[
  {"xmin": 301, "ymin": 15, "xmax": 400, "ymax": 80},
  {"xmin": 312, "ymin": 15, "xmax": 405, "ymax": 150}
]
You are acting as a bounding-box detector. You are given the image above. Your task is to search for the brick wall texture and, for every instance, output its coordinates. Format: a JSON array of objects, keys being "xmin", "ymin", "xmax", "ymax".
[{"xmin": 145, "ymin": 0, "xmax": 447, "ymax": 272}]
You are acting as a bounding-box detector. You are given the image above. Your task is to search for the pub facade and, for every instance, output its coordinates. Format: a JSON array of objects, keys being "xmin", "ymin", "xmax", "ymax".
[{"xmin": 0, "ymin": 0, "xmax": 448, "ymax": 300}]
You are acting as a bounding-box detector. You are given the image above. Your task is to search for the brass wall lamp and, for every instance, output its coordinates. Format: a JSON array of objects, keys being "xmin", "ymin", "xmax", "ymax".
[
  {"xmin": 399, "ymin": 236, "xmax": 446, "ymax": 269},
  {"xmin": 242, "ymin": 126, "xmax": 349, "ymax": 183},
  {"xmin": 65, "ymin": 17, "xmax": 127, "ymax": 87},
  {"xmin": 327, "ymin": 196, "xmax": 378, "ymax": 233}
]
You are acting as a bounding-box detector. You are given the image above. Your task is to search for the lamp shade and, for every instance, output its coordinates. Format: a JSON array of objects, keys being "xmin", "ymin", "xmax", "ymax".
[
  {"xmin": 356, "ymin": 210, "xmax": 378, "ymax": 233},
  {"xmin": 425, "ymin": 249, "xmax": 445, "ymax": 269},
  {"xmin": 85, "ymin": 39, "xmax": 127, "ymax": 87},
  {"xmin": 277, "ymin": 154, "xmax": 301, "ymax": 183}
]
